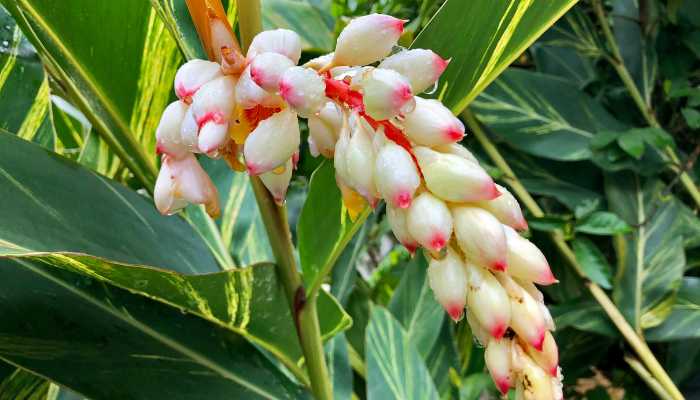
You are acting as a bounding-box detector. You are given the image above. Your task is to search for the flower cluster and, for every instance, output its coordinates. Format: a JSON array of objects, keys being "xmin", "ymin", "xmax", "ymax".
[{"xmin": 152, "ymin": 13, "xmax": 561, "ymax": 399}]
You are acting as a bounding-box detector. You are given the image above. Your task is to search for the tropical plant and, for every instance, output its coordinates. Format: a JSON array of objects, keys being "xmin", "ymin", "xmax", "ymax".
[{"xmin": 0, "ymin": 0, "xmax": 698, "ymax": 399}]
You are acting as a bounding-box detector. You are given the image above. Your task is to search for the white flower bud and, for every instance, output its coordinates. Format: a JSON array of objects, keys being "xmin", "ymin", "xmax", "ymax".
[
  {"xmin": 433, "ymin": 143, "xmax": 479, "ymax": 164},
  {"xmin": 402, "ymin": 97, "xmax": 464, "ymax": 146},
  {"xmin": 357, "ymin": 68, "xmax": 414, "ymax": 121},
  {"xmin": 477, "ymin": 184, "xmax": 527, "ymax": 230},
  {"xmin": 249, "ymin": 52, "xmax": 294, "ymax": 92},
  {"xmin": 156, "ymin": 101, "xmax": 189, "ymax": 158},
  {"xmin": 465, "ymin": 263, "xmax": 511, "ymax": 339},
  {"xmin": 406, "ymin": 192, "xmax": 453, "ymax": 252},
  {"xmin": 518, "ymin": 355, "xmax": 554, "ymax": 400},
  {"xmin": 485, "ymin": 338, "xmax": 514, "ymax": 395},
  {"xmin": 496, "ymin": 273, "xmax": 547, "ymax": 351},
  {"xmin": 308, "ymin": 101, "xmax": 343, "ymax": 158},
  {"xmin": 374, "ymin": 139, "xmax": 420, "ymax": 208},
  {"xmin": 244, "ymin": 108, "xmax": 300, "ymax": 175},
  {"xmin": 260, "ymin": 157, "xmax": 294, "ymax": 205},
  {"xmin": 279, "ymin": 66, "xmax": 327, "ymax": 118},
  {"xmin": 247, "ymin": 29, "xmax": 302, "ymax": 64},
  {"xmin": 466, "ymin": 310, "xmax": 491, "ymax": 346},
  {"xmin": 190, "ymin": 75, "xmax": 236, "ymax": 155},
  {"xmin": 525, "ymin": 331, "xmax": 559, "ymax": 377},
  {"xmin": 180, "ymin": 107, "xmax": 200, "ymax": 152},
  {"xmin": 386, "ymin": 205, "xmax": 419, "ymax": 254},
  {"xmin": 198, "ymin": 122, "xmax": 229, "ymax": 157},
  {"xmin": 174, "ymin": 59, "xmax": 222, "ymax": 102},
  {"xmin": 305, "ymin": 52, "xmax": 334, "ymax": 70},
  {"xmin": 452, "ymin": 206, "xmax": 508, "ymax": 271},
  {"xmin": 503, "ymin": 226, "xmax": 557, "ymax": 285},
  {"xmin": 428, "ymin": 247, "xmax": 468, "ymax": 321},
  {"xmin": 333, "ymin": 116, "xmax": 352, "ymax": 185},
  {"xmin": 333, "ymin": 14, "xmax": 405, "ymax": 66},
  {"xmin": 413, "ymin": 146, "xmax": 499, "ymax": 202},
  {"xmin": 344, "ymin": 115, "xmax": 378, "ymax": 203},
  {"xmin": 378, "ymin": 49, "xmax": 449, "ymax": 94},
  {"xmin": 235, "ymin": 66, "xmax": 284, "ymax": 109},
  {"xmin": 154, "ymin": 154, "xmax": 219, "ymax": 218}
]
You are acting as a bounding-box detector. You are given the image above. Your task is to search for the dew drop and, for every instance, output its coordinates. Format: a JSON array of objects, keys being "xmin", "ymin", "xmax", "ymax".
[
  {"xmin": 399, "ymin": 96, "xmax": 416, "ymax": 114},
  {"xmin": 4, "ymin": 25, "xmax": 11, "ymax": 31},
  {"xmin": 424, "ymin": 80, "xmax": 439, "ymax": 95},
  {"xmin": 1, "ymin": 40, "xmax": 9, "ymax": 47}
]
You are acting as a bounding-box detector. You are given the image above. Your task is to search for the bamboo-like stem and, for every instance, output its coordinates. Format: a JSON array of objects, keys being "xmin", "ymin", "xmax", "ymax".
[
  {"xmin": 590, "ymin": 0, "xmax": 700, "ymax": 208},
  {"xmin": 235, "ymin": 2, "xmax": 333, "ymax": 398},
  {"xmin": 462, "ymin": 109, "xmax": 684, "ymax": 400},
  {"xmin": 625, "ymin": 355, "xmax": 674, "ymax": 400}
]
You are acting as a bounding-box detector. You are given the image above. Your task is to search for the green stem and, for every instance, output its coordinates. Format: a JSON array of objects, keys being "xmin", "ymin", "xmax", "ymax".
[
  {"xmin": 591, "ymin": 0, "xmax": 700, "ymax": 209},
  {"xmin": 463, "ymin": 109, "xmax": 685, "ymax": 400},
  {"xmin": 237, "ymin": 3, "xmax": 333, "ymax": 398},
  {"xmin": 624, "ymin": 355, "xmax": 674, "ymax": 400}
]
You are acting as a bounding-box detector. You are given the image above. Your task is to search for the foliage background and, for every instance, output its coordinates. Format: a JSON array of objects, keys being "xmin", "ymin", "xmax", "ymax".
[{"xmin": 0, "ymin": 0, "xmax": 699, "ymax": 399}]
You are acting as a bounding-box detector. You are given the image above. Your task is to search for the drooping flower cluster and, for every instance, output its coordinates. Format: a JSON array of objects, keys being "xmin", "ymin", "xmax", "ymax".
[{"xmin": 152, "ymin": 13, "xmax": 561, "ymax": 399}]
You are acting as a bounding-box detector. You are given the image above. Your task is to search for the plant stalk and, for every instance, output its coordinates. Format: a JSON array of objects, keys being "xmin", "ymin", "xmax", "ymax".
[
  {"xmin": 625, "ymin": 355, "xmax": 674, "ymax": 400},
  {"xmin": 591, "ymin": 0, "xmax": 700, "ymax": 208},
  {"xmin": 463, "ymin": 109, "xmax": 684, "ymax": 400},
  {"xmin": 236, "ymin": 2, "xmax": 333, "ymax": 398}
]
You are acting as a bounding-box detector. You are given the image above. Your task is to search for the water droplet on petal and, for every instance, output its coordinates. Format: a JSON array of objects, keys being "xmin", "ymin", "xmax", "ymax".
[{"xmin": 425, "ymin": 80, "xmax": 439, "ymax": 95}]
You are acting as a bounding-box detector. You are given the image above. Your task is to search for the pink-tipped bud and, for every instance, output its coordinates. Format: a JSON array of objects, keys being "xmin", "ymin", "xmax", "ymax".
[
  {"xmin": 485, "ymin": 338, "xmax": 514, "ymax": 395},
  {"xmin": 333, "ymin": 14, "xmax": 405, "ymax": 66},
  {"xmin": 357, "ymin": 68, "xmax": 414, "ymax": 121},
  {"xmin": 235, "ymin": 66, "xmax": 284, "ymax": 109},
  {"xmin": 154, "ymin": 154, "xmax": 220, "ymax": 218},
  {"xmin": 386, "ymin": 205, "xmax": 419, "ymax": 254},
  {"xmin": 525, "ymin": 331, "xmax": 559, "ymax": 377},
  {"xmin": 191, "ymin": 75, "xmax": 236, "ymax": 124},
  {"xmin": 198, "ymin": 122, "xmax": 229, "ymax": 157},
  {"xmin": 406, "ymin": 192, "xmax": 453, "ymax": 252},
  {"xmin": 155, "ymin": 101, "xmax": 190, "ymax": 158},
  {"xmin": 452, "ymin": 206, "xmax": 508, "ymax": 271},
  {"xmin": 413, "ymin": 146, "xmax": 498, "ymax": 203},
  {"xmin": 249, "ymin": 52, "xmax": 294, "ymax": 92},
  {"xmin": 496, "ymin": 273, "xmax": 547, "ymax": 350},
  {"xmin": 308, "ymin": 101, "xmax": 343, "ymax": 158},
  {"xmin": 374, "ymin": 139, "xmax": 420, "ymax": 208},
  {"xmin": 427, "ymin": 247, "xmax": 468, "ymax": 321},
  {"xmin": 279, "ymin": 66, "xmax": 327, "ymax": 118},
  {"xmin": 174, "ymin": 59, "xmax": 222, "ymax": 102},
  {"xmin": 517, "ymin": 355, "xmax": 555, "ymax": 400},
  {"xmin": 551, "ymin": 372, "xmax": 564, "ymax": 400},
  {"xmin": 478, "ymin": 184, "xmax": 527, "ymax": 230},
  {"xmin": 503, "ymin": 226, "xmax": 557, "ymax": 285},
  {"xmin": 180, "ymin": 107, "xmax": 200, "ymax": 153},
  {"xmin": 465, "ymin": 264, "xmax": 511, "ymax": 339},
  {"xmin": 260, "ymin": 157, "xmax": 293, "ymax": 205},
  {"xmin": 466, "ymin": 310, "xmax": 491, "ymax": 346},
  {"xmin": 247, "ymin": 29, "xmax": 302, "ymax": 64},
  {"xmin": 243, "ymin": 108, "xmax": 300, "ymax": 175},
  {"xmin": 433, "ymin": 143, "xmax": 479, "ymax": 164},
  {"xmin": 379, "ymin": 49, "xmax": 449, "ymax": 94},
  {"xmin": 333, "ymin": 115, "xmax": 352, "ymax": 185},
  {"xmin": 343, "ymin": 114, "xmax": 378, "ymax": 203},
  {"xmin": 402, "ymin": 97, "xmax": 465, "ymax": 146}
]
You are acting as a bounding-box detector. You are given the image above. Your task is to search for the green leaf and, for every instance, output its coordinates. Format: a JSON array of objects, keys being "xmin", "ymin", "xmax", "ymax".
[
  {"xmin": 681, "ymin": 107, "xmax": 700, "ymax": 129},
  {"xmin": 470, "ymin": 69, "xmax": 627, "ymax": 161},
  {"xmin": 0, "ymin": 368, "xmax": 50, "ymax": 400},
  {"xmin": 572, "ymin": 237, "xmax": 613, "ymax": 289},
  {"xmin": 574, "ymin": 211, "xmax": 632, "ymax": 236},
  {"xmin": 365, "ymin": 307, "xmax": 439, "ymax": 400},
  {"xmin": 550, "ymin": 301, "xmax": 617, "ymax": 337},
  {"xmin": 298, "ymin": 161, "xmax": 369, "ymax": 292},
  {"xmin": 617, "ymin": 131, "xmax": 645, "ymax": 159},
  {"xmin": 0, "ymin": 257, "xmax": 311, "ymax": 399},
  {"xmin": 647, "ymin": 277, "xmax": 700, "ymax": 341},
  {"xmin": 605, "ymin": 172, "xmax": 690, "ymax": 331},
  {"xmin": 412, "ymin": 0, "xmax": 577, "ymax": 112},
  {"xmin": 325, "ymin": 333, "xmax": 352, "ymax": 400},
  {"xmin": 262, "ymin": 0, "xmax": 334, "ymax": 53},
  {"xmin": 459, "ymin": 373, "xmax": 493, "ymax": 400}
]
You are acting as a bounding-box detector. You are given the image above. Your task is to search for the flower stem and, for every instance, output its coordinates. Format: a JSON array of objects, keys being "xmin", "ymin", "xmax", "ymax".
[
  {"xmin": 591, "ymin": 0, "xmax": 700, "ymax": 209},
  {"xmin": 462, "ymin": 108, "xmax": 684, "ymax": 400}
]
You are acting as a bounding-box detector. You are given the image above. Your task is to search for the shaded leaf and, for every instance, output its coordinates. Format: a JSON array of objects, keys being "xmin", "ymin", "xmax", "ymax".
[
  {"xmin": 647, "ymin": 277, "xmax": 700, "ymax": 341},
  {"xmin": 572, "ymin": 237, "xmax": 613, "ymax": 289},
  {"xmin": 325, "ymin": 333, "xmax": 352, "ymax": 400},
  {"xmin": 550, "ymin": 301, "xmax": 618, "ymax": 337},
  {"xmin": 574, "ymin": 211, "xmax": 632, "ymax": 236},
  {"xmin": 0, "ymin": 368, "xmax": 49, "ymax": 400},
  {"xmin": 681, "ymin": 107, "xmax": 700, "ymax": 129},
  {"xmin": 459, "ymin": 373, "xmax": 493, "ymax": 400},
  {"xmin": 617, "ymin": 131, "xmax": 645, "ymax": 159},
  {"xmin": 262, "ymin": 0, "xmax": 334, "ymax": 53}
]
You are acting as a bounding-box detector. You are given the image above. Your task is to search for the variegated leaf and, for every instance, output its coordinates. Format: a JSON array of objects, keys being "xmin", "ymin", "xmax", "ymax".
[{"xmin": 647, "ymin": 278, "xmax": 700, "ymax": 342}]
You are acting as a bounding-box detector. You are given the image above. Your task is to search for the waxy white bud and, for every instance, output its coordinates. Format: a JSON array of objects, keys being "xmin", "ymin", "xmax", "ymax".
[
  {"xmin": 308, "ymin": 101, "xmax": 343, "ymax": 158},
  {"xmin": 503, "ymin": 226, "xmax": 557, "ymax": 285},
  {"xmin": 357, "ymin": 68, "xmax": 414, "ymax": 121},
  {"xmin": 525, "ymin": 331, "xmax": 559, "ymax": 377},
  {"xmin": 333, "ymin": 14, "xmax": 405, "ymax": 66},
  {"xmin": 402, "ymin": 97, "xmax": 464, "ymax": 146},
  {"xmin": 466, "ymin": 311, "xmax": 491, "ymax": 346},
  {"xmin": 517, "ymin": 355, "xmax": 554, "ymax": 400},
  {"xmin": 249, "ymin": 52, "xmax": 294, "ymax": 92},
  {"xmin": 386, "ymin": 205, "xmax": 419, "ymax": 254},
  {"xmin": 452, "ymin": 206, "xmax": 508, "ymax": 271},
  {"xmin": 485, "ymin": 338, "xmax": 514, "ymax": 395},
  {"xmin": 433, "ymin": 143, "xmax": 479, "ymax": 164},
  {"xmin": 305, "ymin": 52, "xmax": 334, "ymax": 70},
  {"xmin": 180, "ymin": 107, "xmax": 200, "ymax": 152},
  {"xmin": 496, "ymin": 273, "xmax": 547, "ymax": 351},
  {"xmin": 247, "ymin": 29, "xmax": 302, "ymax": 64},
  {"xmin": 174, "ymin": 59, "xmax": 222, "ymax": 102},
  {"xmin": 379, "ymin": 49, "xmax": 449, "ymax": 94},
  {"xmin": 374, "ymin": 140, "xmax": 420, "ymax": 208},
  {"xmin": 465, "ymin": 263, "xmax": 511, "ymax": 339},
  {"xmin": 414, "ymin": 146, "xmax": 499, "ymax": 202},
  {"xmin": 235, "ymin": 66, "xmax": 284, "ymax": 109},
  {"xmin": 333, "ymin": 116, "xmax": 352, "ymax": 185},
  {"xmin": 260, "ymin": 157, "xmax": 294, "ymax": 205},
  {"xmin": 428, "ymin": 247, "xmax": 468, "ymax": 321},
  {"xmin": 156, "ymin": 101, "xmax": 189, "ymax": 158},
  {"xmin": 343, "ymin": 115, "xmax": 378, "ymax": 203},
  {"xmin": 244, "ymin": 108, "xmax": 300, "ymax": 175},
  {"xmin": 198, "ymin": 122, "xmax": 229, "ymax": 157},
  {"xmin": 478, "ymin": 184, "xmax": 527, "ymax": 230},
  {"xmin": 406, "ymin": 192, "xmax": 453, "ymax": 252},
  {"xmin": 190, "ymin": 75, "xmax": 237, "ymax": 155},
  {"xmin": 154, "ymin": 154, "xmax": 220, "ymax": 218},
  {"xmin": 279, "ymin": 66, "xmax": 327, "ymax": 118}
]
